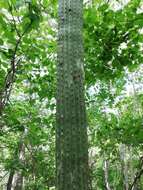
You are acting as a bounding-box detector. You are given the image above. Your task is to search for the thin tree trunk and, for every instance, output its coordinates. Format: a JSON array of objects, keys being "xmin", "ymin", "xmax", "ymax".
[
  {"xmin": 6, "ymin": 135, "xmax": 24, "ymax": 190},
  {"xmin": 7, "ymin": 170, "xmax": 15, "ymax": 190},
  {"xmin": 103, "ymin": 160, "xmax": 112, "ymax": 190},
  {"xmin": 14, "ymin": 172, "xmax": 23, "ymax": 190},
  {"xmin": 119, "ymin": 144, "xmax": 129, "ymax": 190},
  {"xmin": 14, "ymin": 144, "xmax": 25, "ymax": 190},
  {"xmin": 56, "ymin": 0, "xmax": 89, "ymax": 190}
]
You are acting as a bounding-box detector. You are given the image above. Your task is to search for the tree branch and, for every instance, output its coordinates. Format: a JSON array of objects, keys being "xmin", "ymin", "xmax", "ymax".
[
  {"xmin": 129, "ymin": 157, "xmax": 143, "ymax": 190},
  {"xmin": 0, "ymin": 17, "xmax": 32, "ymax": 115}
]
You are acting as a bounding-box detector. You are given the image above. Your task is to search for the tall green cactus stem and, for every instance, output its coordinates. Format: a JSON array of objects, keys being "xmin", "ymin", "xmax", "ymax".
[{"xmin": 56, "ymin": 0, "xmax": 89, "ymax": 190}]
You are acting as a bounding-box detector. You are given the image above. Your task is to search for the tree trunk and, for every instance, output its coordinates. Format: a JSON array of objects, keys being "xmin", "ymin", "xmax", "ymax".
[
  {"xmin": 6, "ymin": 136, "xmax": 24, "ymax": 190},
  {"xmin": 56, "ymin": 0, "xmax": 89, "ymax": 190},
  {"xmin": 14, "ymin": 172, "xmax": 23, "ymax": 190},
  {"xmin": 7, "ymin": 170, "xmax": 15, "ymax": 190},
  {"xmin": 120, "ymin": 144, "xmax": 129, "ymax": 190},
  {"xmin": 103, "ymin": 159, "xmax": 112, "ymax": 190},
  {"xmin": 14, "ymin": 144, "xmax": 25, "ymax": 190}
]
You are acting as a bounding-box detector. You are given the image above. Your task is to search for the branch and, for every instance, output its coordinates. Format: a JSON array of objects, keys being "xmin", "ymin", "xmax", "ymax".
[
  {"xmin": 129, "ymin": 157, "xmax": 143, "ymax": 190},
  {"xmin": 0, "ymin": 20, "xmax": 32, "ymax": 115}
]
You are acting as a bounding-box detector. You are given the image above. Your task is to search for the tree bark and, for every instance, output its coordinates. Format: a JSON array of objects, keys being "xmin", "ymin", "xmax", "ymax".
[
  {"xmin": 56, "ymin": 0, "xmax": 89, "ymax": 190},
  {"xmin": 103, "ymin": 160, "xmax": 112, "ymax": 190},
  {"xmin": 7, "ymin": 170, "xmax": 15, "ymax": 190},
  {"xmin": 119, "ymin": 144, "xmax": 129, "ymax": 190},
  {"xmin": 14, "ymin": 172, "xmax": 23, "ymax": 190}
]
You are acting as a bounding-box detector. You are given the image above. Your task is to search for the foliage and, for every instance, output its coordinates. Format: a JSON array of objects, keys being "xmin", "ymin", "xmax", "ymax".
[
  {"xmin": 84, "ymin": 0, "xmax": 143, "ymax": 84},
  {"xmin": 0, "ymin": 0, "xmax": 143, "ymax": 189}
]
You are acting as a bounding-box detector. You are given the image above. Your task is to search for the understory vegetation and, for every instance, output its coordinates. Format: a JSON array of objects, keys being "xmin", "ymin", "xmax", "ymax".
[{"xmin": 0, "ymin": 0, "xmax": 143, "ymax": 189}]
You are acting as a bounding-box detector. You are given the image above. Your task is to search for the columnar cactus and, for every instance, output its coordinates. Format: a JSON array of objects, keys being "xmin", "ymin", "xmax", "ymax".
[{"xmin": 56, "ymin": 0, "xmax": 89, "ymax": 190}]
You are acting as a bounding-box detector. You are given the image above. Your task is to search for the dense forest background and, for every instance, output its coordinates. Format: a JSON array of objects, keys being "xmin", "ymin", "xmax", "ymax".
[{"xmin": 0, "ymin": 0, "xmax": 143, "ymax": 189}]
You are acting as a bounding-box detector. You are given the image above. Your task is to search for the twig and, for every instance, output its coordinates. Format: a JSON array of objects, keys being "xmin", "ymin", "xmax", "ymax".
[{"xmin": 8, "ymin": 2, "xmax": 21, "ymax": 37}]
